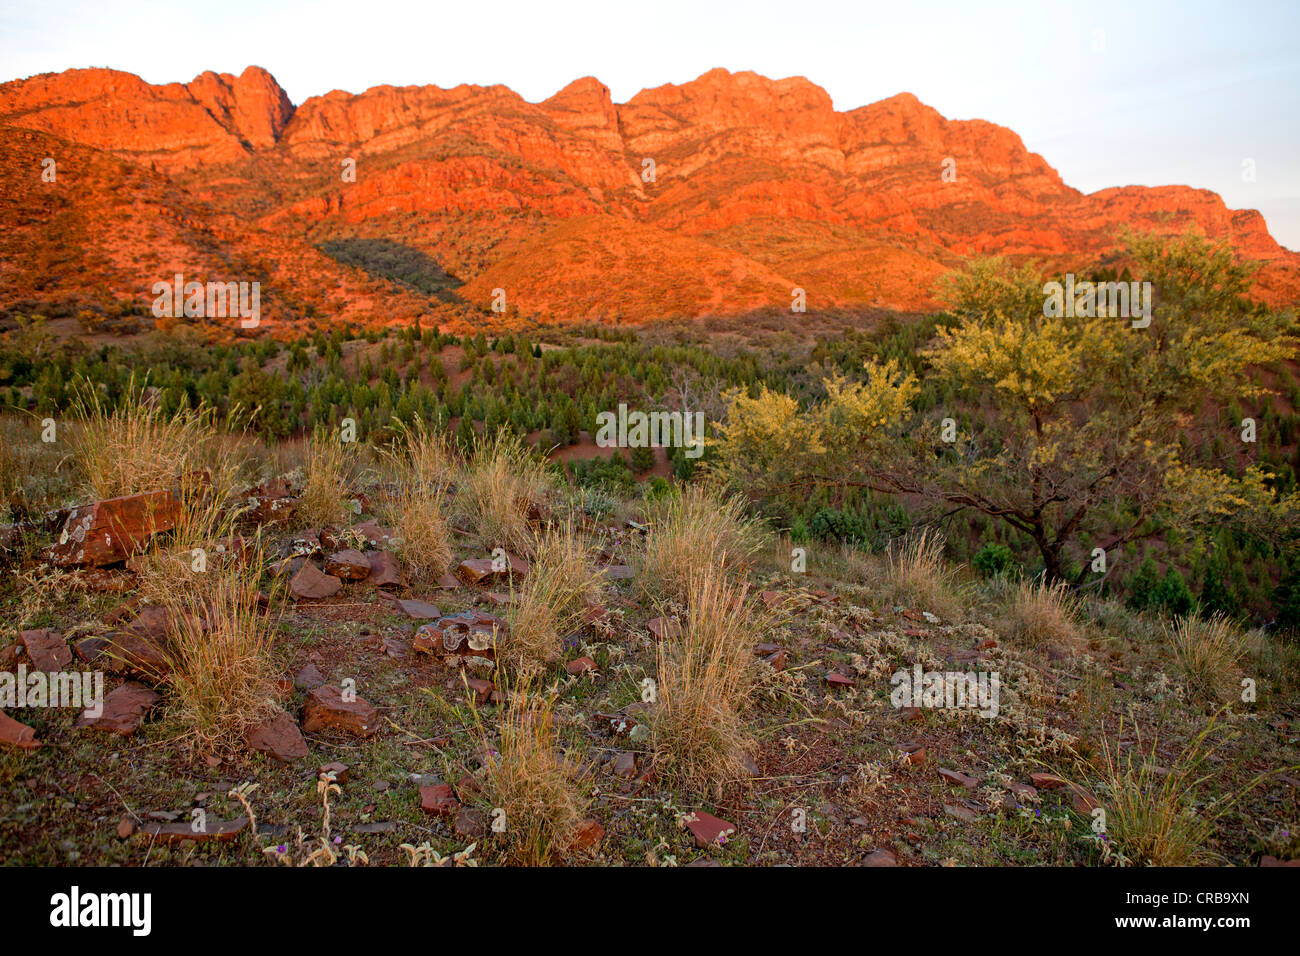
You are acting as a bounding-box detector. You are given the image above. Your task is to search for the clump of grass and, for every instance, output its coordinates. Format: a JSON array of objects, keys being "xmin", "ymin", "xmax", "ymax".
[
  {"xmin": 638, "ymin": 485, "xmax": 765, "ymax": 605},
  {"xmin": 652, "ymin": 565, "xmax": 759, "ymax": 799},
  {"xmin": 0, "ymin": 413, "xmax": 74, "ymax": 522},
  {"xmin": 477, "ymin": 681, "xmax": 587, "ymax": 866},
  {"xmin": 1001, "ymin": 575, "xmax": 1082, "ymax": 650},
  {"xmin": 381, "ymin": 420, "xmax": 455, "ymax": 585},
  {"xmin": 298, "ymin": 425, "xmax": 352, "ymax": 528},
  {"xmin": 68, "ymin": 377, "xmax": 209, "ymax": 500},
  {"xmin": 882, "ymin": 527, "xmax": 960, "ymax": 619},
  {"xmin": 456, "ymin": 429, "xmax": 548, "ymax": 554},
  {"xmin": 163, "ymin": 555, "xmax": 282, "ymax": 754},
  {"xmin": 1090, "ymin": 719, "xmax": 1232, "ymax": 866},
  {"xmin": 1169, "ymin": 612, "xmax": 1249, "ymax": 702},
  {"xmin": 504, "ymin": 521, "xmax": 604, "ymax": 670}
]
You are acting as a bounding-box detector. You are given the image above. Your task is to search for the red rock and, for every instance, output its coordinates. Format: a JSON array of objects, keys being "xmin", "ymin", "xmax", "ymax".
[
  {"xmin": 826, "ymin": 672, "xmax": 855, "ymax": 688},
  {"xmin": 352, "ymin": 520, "xmax": 396, "ymax": 548},
  {"xmin": 763, "ymin": 648, "xmax": 788, "ymax": 671},
  {"xmin": 1069, "ymin": 785, "xmax": 1101, "ymax": 814},
  {"xmin": 1261, "ymin": 855, "xmax": 1300, "ymax": 867},
  {"xmin": 419, "ymin": 783, "xmax": 459, "ymax": 816},
  {"xmin": 939, "ymin": 768, "xmax": 978, "ymax": 787},
  {"xmin": 898, "ymin": 743, "xmax": 927, "ymax": 765},
  {"xmin": 454, "ymin": 806, "xmax": 486, "ymax": 837},
  {"xmin": 0, "ymin": 710, "xmax": 41, "ymax": 749},
  {"xmin": 685, "ymin": 810, "xmax": 736, "ymax": 848},
  {"xmin": 612, "ymin": 751, "xmax": 637, "ymax": 779},
  {"xmin": 116, "ymin": 818, "xmax": 136, "ymax": 839},
  {"xmin": 247, "ymin": 711, "xmax": 309, "ymax": 762},
  {"xmin": 760, "ymin": 590, "xmax": 784, "ymax": 609},
  {"xmin": 19, "ymin": 629, "xmax": 71, "ymax": 671},
  {"xmin": 324, "ymin": 549, "xmax": 370, "ymax": 580},
  {"xmin": 456, "ymin": 555, "xmax": 528, "ymax": 587},
  {"xmin": 387, "ymin": 596, "xmax": 442, "ymax": 620},
  {"xmin": 464, "ymin": 677, "xmax": 494, "ymax": 705},
  {"xmin": 104, "ymin": 630, "xmax": 171, "ymax": 683},
  {"xmin": 75, "ymin": 682, "xmax": 159, "ymax": 735},
  {"xmin": 318, "ymin": 761, "xmax": 350, "ymax": 782},
  {"xmin": 569, "ymin": 818, "xmax": 604, "ymax": 853},
  {"xmin": 565, "ymin": 656, "xmax": 596, "ymax": 675},
  {"xmin": 294, "ymin": 663, "xmax": 326, "ymax": 690},
  {"xmin": 365, "ymin": 551, "xmax": 405, "ymax": 588},
  {"xmin": 136, "ymin": 816, "xmax": 248, "ymax": 843},
  {"xmin": 1030, "ymin": 772, "xmax": 1068, "ymax": 790},
  {"xmin": 44, "ymin": 491, "xmax": 181, "ymax": 567},
  {"xmin": 861, "ymin": 848, "xmax": 898, "ymax": 866},
  {"xmin": 290, "ymin": 561, "xmax": 342, "ymax": 600},
  {"xmin": 301, "ymin": 685, "xmax": 379, "ymax": 737},
  {"xmin": 647, "ymin": 617, "xmax": 680, "ymax": 641}
]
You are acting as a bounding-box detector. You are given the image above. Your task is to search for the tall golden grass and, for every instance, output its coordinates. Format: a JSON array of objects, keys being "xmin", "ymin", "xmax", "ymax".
[
  {"xmin": 477, "ymin": 681, "xmax": 587, "ymax": 866},
  {"xmin": 651, "ymin": 565, "xmax": 758, "ymax": 798},
  {"xmin": 298, "ymin": 425, "xmax": 352, "ymax": 528},
  {"xmin": 456, "ymin": 430, "xmax": 548, "ymax": 554},
  {"xmin": 162, "ymin": 549, "xmax": 282, "ymax": 753},
  {"xmin": 1001, "ymin": 575, "xmax": 1082, "ymax": 650},
  {"xmin": 381, "ymin": 420, "xmax": 454, "ymax": 585},
  {"xmin": 638, "ymin": 485, "xmax": 765, "ymax": 606},
  {"xmin": 1169, "ymin": 613, "xmax": 1249, "ymax": 702},
  {"xmin": 882, "ymin": 527, "xmax": 960, "ymax": 619},
  {"xmin": 504, "ymin": 521, "xmax": 604, "ymax": 670}
]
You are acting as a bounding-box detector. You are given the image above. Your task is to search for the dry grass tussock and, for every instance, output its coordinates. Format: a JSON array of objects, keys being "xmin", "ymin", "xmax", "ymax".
[
  {"xmin": 477, "ymin": 681, "xmax": 588, "ymax": 866},
  {"xmin": 456, "ymin": 429, "xmax": 549, "ymax": 555},
  {"xmin": 880, "ymin": 527, "xmax": 962, "ymax": 620},
  {"xmin": 1000, "ymin": 575, "xmax": 1083, "ymax": 650},
  {"xmin": 161, "ymin": 553, "xmax": 283, "ymax": 754},
  {"xmin": 638, "ymin": 485, "xmax": 766, "ymax": 605},
  {"xmin": 1168, "ymin": 612, "xmax": 1250, "ymax": 703},
  {"xmin": 381, "ymin": 420, "xmax": 455, "ymax": 585},
  {"xmin": 652, "ymin": 565, "xmax": 760, "ymax": 799},
  {"xmin": 504, "ymin": 521, "xmax": 604, "ymax": 671}
]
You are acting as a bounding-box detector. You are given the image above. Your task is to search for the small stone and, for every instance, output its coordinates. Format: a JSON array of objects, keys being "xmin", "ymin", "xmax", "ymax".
[
  {"xmin": 565, "ymin": 656, "xmax": 596, "ymax": 676},
  {"xmin": 75, "ymin": 682, "xmax": 159, "ymax": 736},
  {"xmin": 826, "ymin": 672, "xmax": 855, "ymax": 688},
  {"xmin": 420, "ymin": 783, "xmax": 459, "ymax": 816},
  {"xmin": 454, "ymin": 807, "xmax": 486, "ymax": 837},
  {"xmin": 290, "ymin": 561, "xmax": 343, "ymax": 600},
  {"xmin": 294, "ymin": 663, "xmax": 326, "ymax": 690},
  {"xmin": 939, "ymin": 768, "xmax": 978, "ymax": 788},
  {"xmin": 685, "ymin": 811, "xmax": 736, "ymax": 848},
  {"xmin": 301, "ymin": 685, "xmax": 380, "ymax": 737},
  {"xmin": 0, "ymin": 711, "xmax": 41, "ymax": 749},
  {"xmin": 861, "ymin": 848, "xmax": 897, "ymax": 866},
  {"xmin": 647, "ymin": 617, "xmax": 681, "ymax": 641},
  {"xmin": 1030, "ymin": 772, "xmax": 1068, "ymax": 790},
  {"xmin": 325, "ymin": 549, "xmax": 371, "ymax": 581},
  {"xmin": 605, "ymin": 565, "xmax": 634, "ymax": 580},
  {"xmin": 247, "ymin": 711, "xmax": 309, "ymax": 762},
  {"xmin": 569, "ymin": 818, "xmax": 604, "ymax": 853},
  {"xmin": 365, "ymin": 551, "xmax": 405, "ymax": 588},
  {"xmin": 117, "ymin": 818, "xmax": 136, "ymax": 839},
  {"xmin": 19, "ymin": 629, "xmax": 71, "ymax": 671},
  {"xmin": 612, "ymin": 751, "xmax": 637, "ymax": 779}
]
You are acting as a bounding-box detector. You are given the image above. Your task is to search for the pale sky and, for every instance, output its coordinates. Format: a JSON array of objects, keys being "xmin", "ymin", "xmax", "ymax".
[{"xmin": 3, "ymin": 0, "xmax": 1298, "ymax": 249}]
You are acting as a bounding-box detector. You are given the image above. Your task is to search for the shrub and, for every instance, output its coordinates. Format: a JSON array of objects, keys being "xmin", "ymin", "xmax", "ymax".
[
  {"xmin": 1001, "ymin": 576, "xmax": 1081, "ymax": 650},
  {"xmin": 973, "ymin": 541, "xmax": 1016, "ymax": 578}
]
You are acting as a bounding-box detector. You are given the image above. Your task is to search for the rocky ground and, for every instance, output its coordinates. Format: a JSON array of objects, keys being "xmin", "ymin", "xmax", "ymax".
[{"xmin": 1, "ymin": 476, "xmax": 1298, "ymax": 868}]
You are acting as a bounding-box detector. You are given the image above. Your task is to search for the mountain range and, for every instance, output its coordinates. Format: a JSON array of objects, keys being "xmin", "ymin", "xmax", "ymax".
[{"xmin": 2, "ymin": 64, "xmax": 1296, "ymax": 332}]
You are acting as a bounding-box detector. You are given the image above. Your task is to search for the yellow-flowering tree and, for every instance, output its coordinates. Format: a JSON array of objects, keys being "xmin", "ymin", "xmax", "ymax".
[{"xmin": 712, "ymin": 231, "xmax": 1299, "ymax": 581}]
